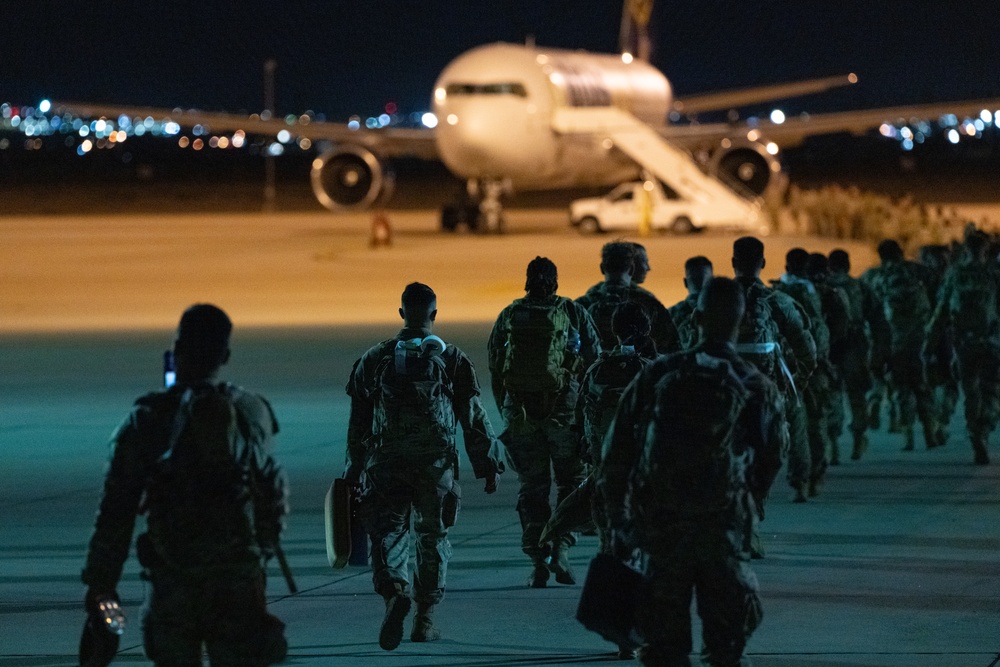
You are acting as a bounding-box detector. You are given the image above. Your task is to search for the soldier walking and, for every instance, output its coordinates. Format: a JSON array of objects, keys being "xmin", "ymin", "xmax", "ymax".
[
  {"xmin": 668, "ymin": 256, "xmax": 714, "ymax": 350},
  {"xmin": 346, "ymin": 282, "xmax": 504, "ymax": 650},
  {"xmin": 489, "ymin": 256, "xmax": 601, "ymax": 587}
]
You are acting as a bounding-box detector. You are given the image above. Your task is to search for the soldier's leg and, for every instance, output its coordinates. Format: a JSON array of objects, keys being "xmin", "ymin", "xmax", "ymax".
[
  {"xmin": 804, "ymin": 373, "xmax": 831, "ymax": 495},
  {"xmin": 409, "ymin": 466, "xmax": 452, "ymax": 641},
  {"xmin": 548, "ymin": 420, "xmax": 586, "ymax": 584},
  {"xmin": 827, "ymin": 378, "xmax": 846, "ymax": 463},
  {"xmin": 785, "ymin": 397, "xmax": 811, "ymax": 502},
  {"xmin": 503, "ymin": 415, "xmax": 555, "ymax": 585},
  {"xmin": 360, "ymin": 469, "xmax": 416, "ymax": 600},
  {"xmin": 957, "ymin": 347, "xmax": 991, "ymax": 463},
  {"xmin": 142, "ymin": 572, "xmax": 205, "ymax": 667},
  {"xmin": 637, "ymin": 548, "xmax": 696, "ymax": 667},
  {"xmin": 845, "ymin": 358, "xmax": 872, "ymax": 460},
  {"xmin": 205, "ymin": 569, "xmax": 285, "ymax": 667}
]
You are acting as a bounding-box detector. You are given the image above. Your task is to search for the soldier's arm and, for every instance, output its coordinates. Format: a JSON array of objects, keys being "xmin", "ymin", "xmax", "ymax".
[
  {"xmin": 774, "ymin": 292, "xmax": 818, "ymax": 378},
  {"xmin": 571, "ymin": 301, "xmax": 603, "ymax": 369},
  {"xmin": 486, "ymin": 313, "xmax": 509, "ymax": 413},
  {"xmin": 81, "ymin": 410, "xmax": 149, "ymax": 592},
  {"xmin": 450, "ymin": 351, "xmax": 505, "ymax": 479},
  {"xmin": 651, "ymin": 301, "xmax": 682, "ymax": 354},
  {"xmin": 245, "ymin": 395, "xmax": 289, "ymax": 553},
  {"xmin": 345, "ymin": 355, "xmax": 376, "ymax": 477},
  {"xmin": 746, "ymin": 376, "xmax": 787, "ymax": 509},
  {"xmin": 923, "ymin": 271, "xmax": 953, "ymax": 357}
]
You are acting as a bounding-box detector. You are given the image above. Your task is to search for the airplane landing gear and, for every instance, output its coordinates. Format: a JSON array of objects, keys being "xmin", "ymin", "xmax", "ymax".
[{"xmin": 440, "ymin": 178, "xmax": 510, "ymax": 233}]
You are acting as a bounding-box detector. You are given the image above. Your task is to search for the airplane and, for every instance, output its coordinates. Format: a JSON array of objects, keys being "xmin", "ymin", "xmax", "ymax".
[{"xmin": 57, "ymin": 41, "xmax": 1000, "ymax": 232}]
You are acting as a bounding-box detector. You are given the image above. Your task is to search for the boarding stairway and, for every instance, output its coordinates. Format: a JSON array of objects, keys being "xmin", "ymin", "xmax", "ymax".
[{"xmin": 551, "ymin": 106, "xmax": 760, "ymax": 225}]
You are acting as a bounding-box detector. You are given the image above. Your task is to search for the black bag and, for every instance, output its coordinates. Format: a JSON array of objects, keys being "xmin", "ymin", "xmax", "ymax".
[{"xmin": 576, "ymin": 553, "xmax": 647, "ymax": 650}]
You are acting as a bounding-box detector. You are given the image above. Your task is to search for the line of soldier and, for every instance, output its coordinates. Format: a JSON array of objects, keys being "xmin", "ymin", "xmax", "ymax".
[{"xmin": 81, "ymin": 227, "xmax": 1000, "ymax": 666}]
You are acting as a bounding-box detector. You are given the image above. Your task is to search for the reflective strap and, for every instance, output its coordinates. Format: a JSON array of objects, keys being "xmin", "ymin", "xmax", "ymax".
[{"xmin": 735, "ymin": 342, "xmax": 797, "ymax": 397}]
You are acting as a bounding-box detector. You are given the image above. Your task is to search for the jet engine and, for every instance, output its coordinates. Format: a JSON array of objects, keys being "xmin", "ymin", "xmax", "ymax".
[
  {"xmin": 310, "ymin": 146, "xmax": 393, "ymax": 211},
  {"xmin": 706, "ymin": 138, "xmax": 783, "ymax": 198}
]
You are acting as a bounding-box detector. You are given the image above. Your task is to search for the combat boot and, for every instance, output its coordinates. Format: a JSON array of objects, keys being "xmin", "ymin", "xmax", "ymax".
[
  {"xmin": 378, "ymin": 584, "xmax": 412, "ymax": 651},
  {"xmin": 901, "ymin": 427, "xmax": 915, "ymax": 451},
  {"xmin": 792, "ymin": 482, "xmax": 808, "ymax": 503},
  {"xmin": 850, "ymin": 432, "xmax": 868, "ymax": 461},
  {"xmin": 973, "ymin": 436, "xmax": 990, "ymax": 465},
  {"xmin": 410, "ymin": 603, "xmax": 442, "ymax": 642},
  {"xmin": 924, "ymin": 423, "xmax": 942, "ymax": 449},
  {"xmin": 548, "ymin": 542, "xmax": 576, "ymax": 585},
  {"xmin": 527, "ymin": 559, "xmax": 549, "ymax": 588}
]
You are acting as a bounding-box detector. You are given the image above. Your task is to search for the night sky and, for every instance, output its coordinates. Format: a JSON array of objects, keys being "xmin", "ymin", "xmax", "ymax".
[{"xmin": 3, "ymin": 1, "xmax": 999, "ymax": 120}]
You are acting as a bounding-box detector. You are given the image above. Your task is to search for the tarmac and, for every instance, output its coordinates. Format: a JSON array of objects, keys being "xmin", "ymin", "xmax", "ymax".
[{"xmin": 2, "ymin": 209, "xmax": 999, "ymax": 666}]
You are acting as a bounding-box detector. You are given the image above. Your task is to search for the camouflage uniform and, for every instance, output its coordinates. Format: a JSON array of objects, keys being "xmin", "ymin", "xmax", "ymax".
[
  {"xmin": 488, "ymin": 295, "xmax": 601, "ymax": 567},
  {"xmin": 919, "ymin": 246, "xmax": 960, "ymax": 439},
  {"xmin": 827, "ymin": 270, "xmax": 877, "ymax": 459},
  {"xmin": 82, "ymin": 383, "xmax": 288, "ymax": 667},
  {"xmin": 733, "ymin": 276, "xmax": 816, "ymax": 507},
  {"xmin": 577, "ymin": 280, "xmax": 681, "ymax": 354},
  {"xmin": 862, "ymin": 260, "xmax": 941, "ymax": 449},
  {"xmin": 599, "ymin": 342, "xmax": 785, "ymax": 667},
  {"xmin": 667, "ymin": 292, "xmax": 701, "ymax": 350},
  {"xmin": 773, "ymin": 274, "xmax": 832, "ymax": 490},
  {"xmin": 925, "ymin": 255, "xmax": 1000, "ymax": 463},
  {"xmin": 347, "ymin": 327, "xmax": 503, "ymax": 605}
]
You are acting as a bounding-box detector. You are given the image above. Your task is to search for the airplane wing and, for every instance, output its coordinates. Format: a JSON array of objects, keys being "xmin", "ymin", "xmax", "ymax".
[
  {"xmin": 671, "ymin": 74, "xmax": 858, "ymax": 115},
  {"xmin": 54, "ymin": 101, "xmax": 439, "ymax": 160},
  {"xmin": 660, "ymin": 98, "xmax": 1000, "ymax": 149}
]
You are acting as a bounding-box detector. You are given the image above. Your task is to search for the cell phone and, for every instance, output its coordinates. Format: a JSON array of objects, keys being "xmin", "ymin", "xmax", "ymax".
[{"xmin": 163, "ymin": 350, "xmax": 176, "ymax": 388}]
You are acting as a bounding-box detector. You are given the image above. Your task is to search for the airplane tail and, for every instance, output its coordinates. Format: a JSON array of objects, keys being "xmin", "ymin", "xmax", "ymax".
[{"xmin": 619, "ymin": 0, "xmax": 654, "ymax": 61}]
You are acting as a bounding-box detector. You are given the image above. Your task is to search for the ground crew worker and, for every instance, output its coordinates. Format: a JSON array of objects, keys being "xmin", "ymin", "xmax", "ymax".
[
  {"xmin": 345, "ymin": 282, "xmax": 504, "ymax": 650},
  {"xmin": 488, "ymin": 256, "xmax": 601, "ymax": 588},
  {"xmin": 924, "ymin": 231, "xmax": 1000, "ymax": 464},
  {"xmin": 576, "ymin": 241, "xmax": 680, "ymax": 354},
  {"xmin": 668, "ymin": 255, "xmax": 713, "ymax": 349},
  {"xmin": 81, "ymin": 304, "xmax": 289, "ymax": 667},
  {"xmin": 599, "ymin": 277, "xmax": 785, "ymax": 667}
]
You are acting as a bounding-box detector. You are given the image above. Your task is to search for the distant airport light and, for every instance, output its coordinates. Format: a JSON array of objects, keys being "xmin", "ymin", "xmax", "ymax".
[
  {"xmin": 164, "ymin": 122, "xmax": 181, "ymax": 135},
  {"xmin": 947, "ymin": 129, "xmax": 960, "ymax": 144},
  {"xmin": 209, "ymin": 136, "xmax": 219, "ymax": 148},
  {"xmin": 420, "ymin": 112, "xmax": 438, "ymax": 128},
  {"xmin": 981, "ymin": 110, "xmax": 993, "ymax": 124},
  {"xmin": 0, "ymin": 138, "xmax": 9, "ymax": 150},
  {"xmin": 643, "ymin": 180, "xmax": 655, "ymax": 192},
  {"xmin": 267, "ymin": 142, "xmax": 284, "ymax": 156},
  {"xmin": 385, "ymin": 102, "xmax": 397, "ymax": 114},
  {"xmin": 879, "ymin": 123, "xmax": 894, "ymax": 137},
  {"xmin": 378, "ymin": 113, "xmax": 391, "ymax": 127},
  {"xmin": 260, "ymin": 110, "xmax": 272, "ymax": 121},
  {"xmin": 848, "ymin": 73, "xmax": 858, "ymax": 84},
  {"xmin": 285, "ymin": 114, "xmax": 297, "ymax": 125},
  {"xmin": 963, "ymin": 121, "xmax": 977, "ymax": 136},
  {"xmin": 769, "ymin": 109, "xmax": 785, "ymax": 125},
  {"xmin": 78, "ymin": 126, "xmax": 89, "ymax": 137},
  {"xmin": 899, "ymin": 127, "xmax": 912, "ymax": 139},
  {"xmin": 192, "ymin": 138, "xmax": 204, "ymax": 151},
  {"xmin": 178, "ymin": 136, "xmax": 190, "ymax": 148},
  {"xmin": 366, "ymin": 117, "xmax": 378, "ymax": 129},
  {"xmin": 276, "ymin": 129, "xmax": 291, "ymax": 143},
  {"xmin": 447, "ymin": 114, "xmax": 458, "ymax": 125},
  {"xmin": 974, "ymin": 119, "xmax": 985, "ymax": 132},
  {"xmin": 602, "ymin": 138, "xmax": 614, "ymax": 150},
  {"xmin": 94, "ymin": 119, "xmax": 107, "ymax": 133},
  {"xmin": 39, "ymin": 99, "xmax": 51, "ymax": 113},
  {"xmin": 298, "ymin": 137, "xmax": 312, "ymax": 150},
  {"xmin": 766, "ymin": 142, "xmax": 779, "ymax": 155},
  {"xmin": 118, "ymin": 114, "xmax": 131, "ymax": 128},
  {"xmin": 80, "ymin": 139, "xmax": 93, "ymax": 153},
  {"xmin": 536, "ymin": 54, "xmax": 549, "ymax": 65},
  {"xmin": 134, "ymin": 125, "xmax": 146, "ymax": 136},
  {"xmin": 940, "ymin": 113, "xmax": 958, "ymax": 127},
  {"xmin": 902, "ymin": 139, "xmax": 914, "ymax": 151},
  {"xmin": 348, "ymin": 119, "xmax": 361, "ymax": 130},
  {"xmin": 231, "ymin": 133, "xmax": 245, "ymax": 148},
  {"xmin": 746, "ymin": 130, "xmax": 760, "ymax": 142},
  {"xmin": 621, "ymin": 52, "xmax": 634, "ymax": 64},
  {"xmin": 116, "ymin": 130, "xmax": 127, "ymax": 143},
  {"xmin": 434, "ymin": 87, "xmax": 447, "ymax": 102}
]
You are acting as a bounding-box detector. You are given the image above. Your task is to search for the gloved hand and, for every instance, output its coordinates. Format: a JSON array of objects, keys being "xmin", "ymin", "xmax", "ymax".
[
  {"xmin": 80, "ymin": 588, "xmax": 123, "ymax": 667},
  {"xmin": 484, "ymin": 471, "xmax": 500, "ymax": 494}
]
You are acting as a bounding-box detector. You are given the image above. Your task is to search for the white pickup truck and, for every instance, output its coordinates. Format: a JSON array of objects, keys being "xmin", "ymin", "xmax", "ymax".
[{"xmin": 569, "ymin": 180, "xmax": 766, "ymax": 235}]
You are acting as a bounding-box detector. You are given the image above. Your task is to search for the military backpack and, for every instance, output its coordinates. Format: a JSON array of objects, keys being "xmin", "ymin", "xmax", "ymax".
[
  {"xmin": 144, "ymin": 384, "xmax": 263, "ymax": 569},
  {"xmin": 584, "ymin": 286, "xmax": 631, "ymax": 351},
  {"xmin": 947, "ymin": 263, "xmax": 999, "ymax": 340},
  {"xmin": 628, "ymin": 352, "xmax": 751, "ymax": 522},
  {"xmin": 373, "ymin": 337, "xmax": 456, "ymax": 456},
  {"xmin": 879, "ymin": 263, "xmax": 930, "ymax": 328},
  {"xmin": 582, "ymin": 348, "xmax": 651, "ymax": 462},
  {"xmin": 501, "ymin": 299, "xmax": 574, "ymax": 394},
  {"xmin": 735, "ymin": 284, "xmax": 781, "ymax": 380}
]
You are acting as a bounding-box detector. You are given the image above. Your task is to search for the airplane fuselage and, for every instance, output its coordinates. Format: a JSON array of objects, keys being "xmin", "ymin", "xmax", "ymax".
[{"xmin": 431, "ymin": 43, "xmax": 672, "ymax": 190}]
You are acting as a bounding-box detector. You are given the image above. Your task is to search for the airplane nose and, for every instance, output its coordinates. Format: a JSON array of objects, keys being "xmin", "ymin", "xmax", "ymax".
[{"xmin": 436, "ymin": 104, "xmax": 540, "ymax": 177}]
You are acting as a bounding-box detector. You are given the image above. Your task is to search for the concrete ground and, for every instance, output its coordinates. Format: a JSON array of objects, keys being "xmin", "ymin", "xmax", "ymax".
[{"xmin": 2, "ymin": 209, "xmax": 999, "ymax": 666}]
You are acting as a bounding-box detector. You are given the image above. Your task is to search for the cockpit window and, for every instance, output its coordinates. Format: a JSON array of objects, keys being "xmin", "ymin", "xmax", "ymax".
[{"xmin": 445, "ymin": 83, "xmax": 527, "ymax": 97}]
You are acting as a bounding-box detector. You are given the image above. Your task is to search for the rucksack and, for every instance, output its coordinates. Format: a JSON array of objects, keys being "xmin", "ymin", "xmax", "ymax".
[
  {"xmin": 582, "ymin": 348, "xmax": 651, "ymax": 462},
  {"xmin": 502, "ymin": 299, "xmax": 573, "ymax": 394},
  {"xmin": 628, "ymin": 352, "xmax": 751, "ymax": 521},
  {"xmin": 585, "ymin": 286, "xmax": 631, "ymax": 350},
  {"xmin": 880, "ymin": 263, "xmax": 929, "ymax": 328},
  {"xmin": 144, "ymin": 384, "xmax": 259, "ymax": 569},
  {"xmin": 948, "ymin": 263, "xmax": 999, "ymax": 339},
  {"xmin": 374, "ymin": 337, "xmax": 456, "ymax": 456},
  {"xmin": 736, "ymin": 284, "xmax": 781, "ymax": 380}
]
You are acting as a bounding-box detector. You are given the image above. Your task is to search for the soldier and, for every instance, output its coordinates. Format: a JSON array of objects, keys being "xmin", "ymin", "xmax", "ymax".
[
  {"xmin": 731, "ymin": 237, "xmax": 816, "ymax": 516},
  {"xmin": 668, "ymin": 255, "xmax": 713, "ymax": 349},
  {"xmin": 861, "ymin": 240, "xmax": 942, "ymax": 451},
  {"xmin": 577, "ymin": 241, "xmax": 681, "ymax": 354},
  {"xmin": 81, "ymin": 304, "xmax": 289, "ymax": 667},
  {"xmin": 807, "ymin": 252, "xmax": 851, "ymax": 465},
  {"xmin": 631, "ymin": 242, "xmax": 652, "ymax": 285},
  {"xmin": 346, "ymin": 282, "xmax": 504, "ymax": 650},
  {"xmin": 772, "ymin": 248, "xmax": 831, "ymax": 498},
  {"xmin": 599, "ymin": 277, "xmax": 785, "ymax": 667},
  {"xmin": 489, "ymin": 256, "xmax": 601, "ymax": 588},
  {"xmin": 919, "ymin": 244, "xmax": 959, "ymax": 441},
  {"xmin": 924, "ymin": 232, "xmax": 1000, "ymax": 464},
  {"xmin": 827, "ymin": 249, "xmax": 877, "ymax": 460}
]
